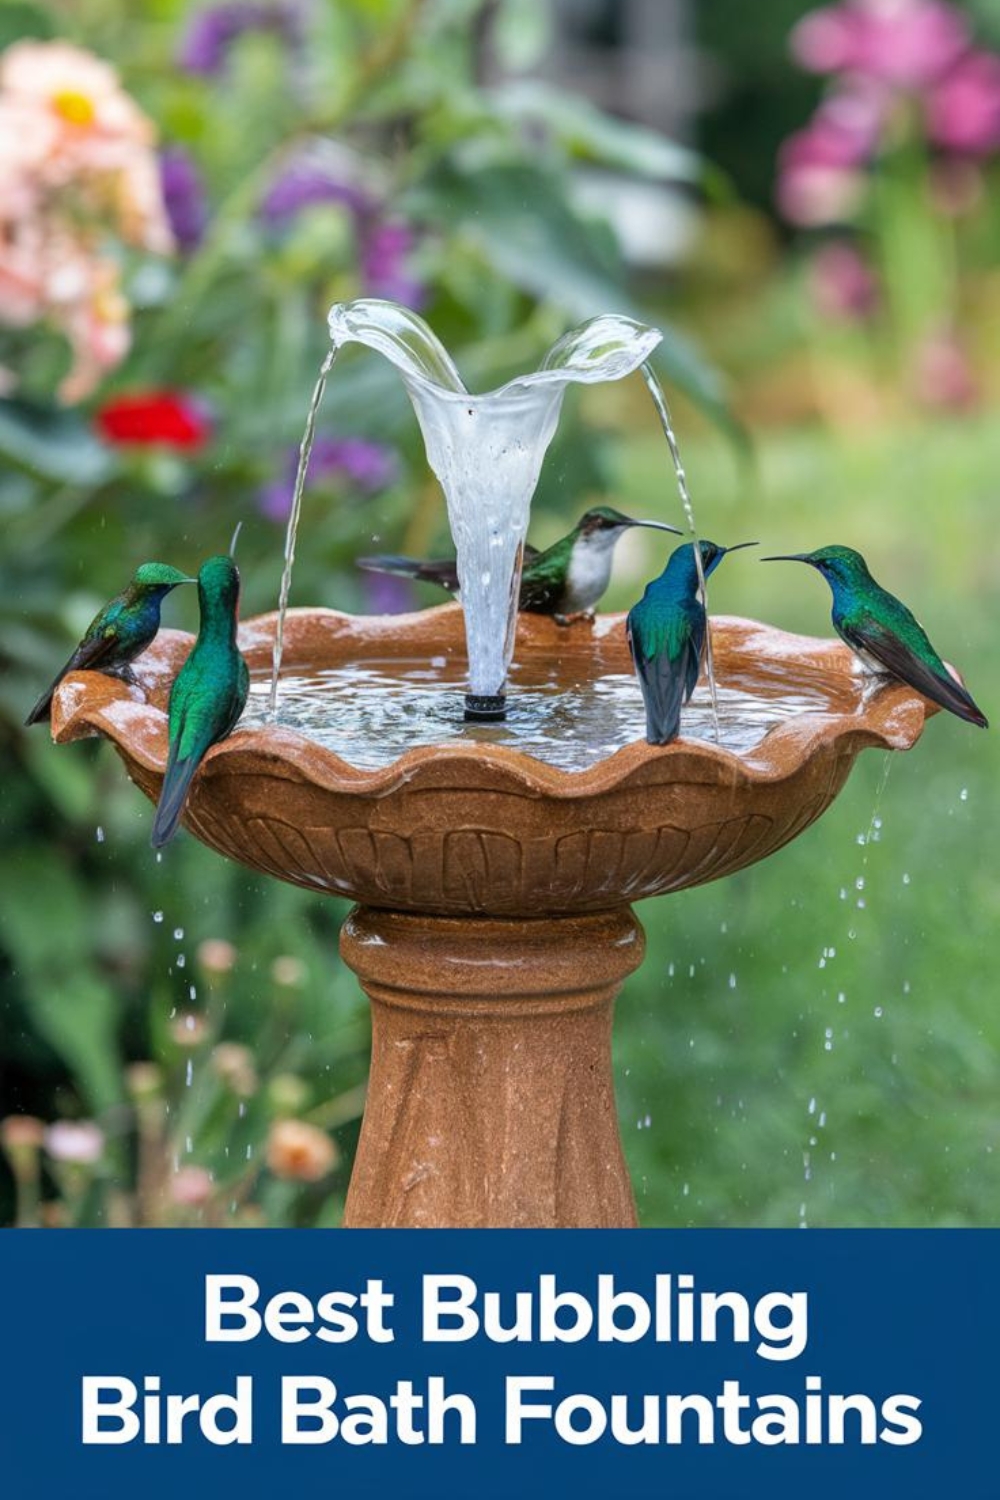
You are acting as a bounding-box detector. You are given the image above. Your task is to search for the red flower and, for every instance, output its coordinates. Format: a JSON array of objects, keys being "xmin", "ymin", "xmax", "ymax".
[{"xmin": 95, "ymin": 390, "xmax": 211, "ymax": 449}]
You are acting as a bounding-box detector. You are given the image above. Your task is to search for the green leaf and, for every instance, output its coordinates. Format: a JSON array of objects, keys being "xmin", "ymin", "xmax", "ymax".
[
  {"xmin": 0, "ymin": 848, "xmax": 122, "ymax": 1110},
  {"xmin": 0, "ymin": 2, "xmax": 54, "ymax": 48},
  {"xmin": 491, "ymin": 80, "xmax": 701, "ymax": 183},
  {"xmin": 0, "ymin": 398, "xmax": 116, "ymax": 486},
  {"xmin": 406, "ymin": 161, "xmax": 738, "ymax": 433}
]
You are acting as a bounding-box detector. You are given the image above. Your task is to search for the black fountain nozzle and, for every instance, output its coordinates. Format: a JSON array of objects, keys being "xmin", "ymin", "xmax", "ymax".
[{"xmin": 464, "ymin": 693, "xmax": 507, "ymax": 723}]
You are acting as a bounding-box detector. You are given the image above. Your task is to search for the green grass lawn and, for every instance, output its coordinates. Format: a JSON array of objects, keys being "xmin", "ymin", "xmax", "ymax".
[{"xmin": 602, "ymin": 411, "xmax": 999, "ymax": 1226}]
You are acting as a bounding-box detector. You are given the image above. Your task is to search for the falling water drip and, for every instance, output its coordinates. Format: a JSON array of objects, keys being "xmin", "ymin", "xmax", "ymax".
[
  {"xmin": 268, "ymin": 347, "xmax": 338, "ymax": 716},
  {"xmin": 640, "ymin": 362, "xmax": 720, "ymax": 735}
]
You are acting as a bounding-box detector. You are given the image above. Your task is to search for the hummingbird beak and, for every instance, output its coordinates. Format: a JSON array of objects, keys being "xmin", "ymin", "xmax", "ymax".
[
  {"xmin": 229, "ymin": 521, "xmax": 243, "ymax": 558},
  {"xmin": 761, "ymin": 553, "xmax": 810, "ymax": 563},
  {"xmin": 626, "ymin": 518, "xmax": 684, "ymax": 535},
  {"xmin": 721, "ymin": 540, "xmax": 759, "ymax": 554}
]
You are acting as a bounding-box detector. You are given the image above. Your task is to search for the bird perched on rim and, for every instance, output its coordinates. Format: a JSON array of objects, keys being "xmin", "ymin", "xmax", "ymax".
[
  {"xmin": 357, "ymin": 505, "xmax": 681, "ymax": 624},
  {"xmin": 627, "ymin": 539, "xmax": 757, "ymax": 745},
  {"xmin": 151, "ymin": 552, "xmax": 250, "ymax": 849},
  {"xmin": 762, "ymin": 545, "xmax": 987, "ymax": 728},
  {"xmin": 25, "ymin": 562, "xmax": 194, "ymax": 727}
]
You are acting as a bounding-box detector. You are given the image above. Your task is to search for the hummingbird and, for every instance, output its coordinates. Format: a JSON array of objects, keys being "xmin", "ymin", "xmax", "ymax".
[
  {"xmin": 357, "ymin": 506, "xmax": 682, "ymax": 624},
  {"xmin": 762, "ymin": 545, "xmax": 988, "ymax": 728},
  {"xmin": 25, "ymin": 562, "xmax": 194, "ymax": 727},
  {"xmin": 151, "ymin": 554, "xmax": 250, "ymax": 849},
  {"xmin": 627, "ymin": 539, "xmax": 757, "ymax": 745}
]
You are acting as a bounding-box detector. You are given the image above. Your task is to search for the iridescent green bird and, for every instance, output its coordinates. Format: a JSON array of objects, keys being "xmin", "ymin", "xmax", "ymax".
[
  {"xmin": 627, "ymin": 539, "xmax": 757, "ymax": 745},
  {"xmin": 762, "ymin": 545, "xmax": 987, "ymax": 728},
  {"xmin": 25, "ymin": 562, "xmax": 194, "ymax": 727},
  {"xmin": 151, "ymin": 555, "xmax": 250, "ymax": 849},
  {"xmin": 357, "ymin": 505, "xmax": 681, "ymax": 623}
]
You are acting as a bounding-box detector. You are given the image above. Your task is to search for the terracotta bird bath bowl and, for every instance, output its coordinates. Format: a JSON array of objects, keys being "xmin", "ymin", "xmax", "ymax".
[{"xmin": 51, "ymin": 603, "xmax": 930, "ymax": 1227}]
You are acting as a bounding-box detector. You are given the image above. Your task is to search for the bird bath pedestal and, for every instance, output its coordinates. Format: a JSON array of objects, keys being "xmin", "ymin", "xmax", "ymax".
[{"xmin": 51, "ymin": 604, "xmax": 930, "ymax": 1227}]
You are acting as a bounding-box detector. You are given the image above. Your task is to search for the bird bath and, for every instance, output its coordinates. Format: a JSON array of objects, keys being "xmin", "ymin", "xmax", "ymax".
[
  {"xmin": 46, "ymin": 302, "xmax": 934, "ymax": 1226},
  {"xmin": 50, "ymin": 606, "xmax": 930, "ymax": 1226}
]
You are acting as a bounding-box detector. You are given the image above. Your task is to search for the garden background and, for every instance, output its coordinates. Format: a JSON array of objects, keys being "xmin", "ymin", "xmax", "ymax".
[{"xmin": 1, "ymin": 0, "xmax": 997, "ymax": 1227}]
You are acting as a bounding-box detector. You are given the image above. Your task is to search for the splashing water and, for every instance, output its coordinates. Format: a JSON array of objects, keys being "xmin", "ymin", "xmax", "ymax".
[
  {"xmin": 640, "ymin": 363, "xmax": 720, "ymax": 735},
  {"xmin": 268, "ymin": 348, "xmax": 337, "ymax": 715}
]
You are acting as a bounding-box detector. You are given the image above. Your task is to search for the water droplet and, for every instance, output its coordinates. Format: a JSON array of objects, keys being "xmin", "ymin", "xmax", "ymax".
[
  {"xmin": 818, "ymin": 1111, "xmax": 826, "ymax": 1128},
  {"xmin": 855, "ymin": 876, "xmax": 865, "ymax": 891},
  {"xmin": 189, "ymin": 984, "xmax": 197, "ymax": 1002},
  {"xmin": 173, "ymin": 927, "xmax": 184, "ymax": 941},
  {"xmin": 808, "ymin": 1097, "xmax": 816, "ymax": 1115},
  {"xmin": 682, "ymin": 1183, "xmax": 690, "ymax": 1197},
  {"xmin": 238, "ymin": 1101, "xmax": 246, "ymax": 1119},
  {"xmin": 95, "ymin": 826, "xmax": 105, "ymax": 843},
  {"xmin": 245, "ymin": 1144, "xmax": 253, "ymax": 1161},
  {"xmin": 856, "ymin": 898, "xmax": 866, "ymax": 909},
  {"xmin": 873, "ymin": 1005, "xmax": 883, "ymax": 1018},
  {"xmin": 644, "ymin": 1113, "xmax": 651, "ymax": 1128},
  {"xmin": 837, "ymin": 991, "xmax": 846, "ymax": 1005},
  {"xmin": 728, "ymin": 973, "xmax": 737, "ymax": 990},
  {"xmin": 185, "ymin": 1135, "xmax": 192, "ymax": 1153},
  {"xmin": 960, "ymin": 787, "xmax": 969, "ymax": 802},
  {"xmin": 185, "ymin": 1059, "xmax": 193, "ymax": 1086},
  {"xmin": 177, "ymin": 954, "xmax": 186, "ymax": 969},
  {"xmin": 902, "ymin": 872, "xmax": 911, "ymax": 886},
  {"xmin": 152, "ymin": 910, "xmax": 164, "ymax": 924}
]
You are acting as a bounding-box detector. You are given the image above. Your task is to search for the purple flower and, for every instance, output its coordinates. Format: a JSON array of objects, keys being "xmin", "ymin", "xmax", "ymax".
[
  {"xmin": 791, "ymin": 1, "xmax": 969, "ymax": 90},
  {"xmin": 258, "ymin": 435, "xmax": 399, "ymax": 522},
  {"xmin": 178, "ymin": 2, "xmax": 302, "ymax": 77},
  {"xmin": 260, "ymin": 167, "xmax": 370, "ymax": 225},
  {"xmin": 359, "ymin": 219, "xmax": 425, "ymax": 307},
  {"xmin": 159, "ymin": 147, "xmax": 208, "ymax": 253},
  {"xmin": 362, "ymin": 569, "xmax": 416, "ymax": 615},
  {"xmin": 927, "ymin": 50, "xmax": 1000, "ymax": 155}
]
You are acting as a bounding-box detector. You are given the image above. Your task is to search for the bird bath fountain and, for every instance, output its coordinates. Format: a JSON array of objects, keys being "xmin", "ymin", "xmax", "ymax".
[{"xmin": 48, "ymin": 302, "xmax": 932, "ymax": 1228}]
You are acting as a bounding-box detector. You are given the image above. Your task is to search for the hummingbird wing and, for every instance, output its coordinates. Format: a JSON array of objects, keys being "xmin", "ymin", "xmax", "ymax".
[
  {"xmin": 356, "ymin": 555, "xmax": 460, "ymax": 594},
  {"xmin": 151, "ymin": 655, "xmax": 250, "ymax": 848},
  {"xmin": 839, "ymin": 616, "xmax": 987, "ymax": 728},
  {"xmin": 627, "ymin": 606, "xmax": 700, "ymax": 745},
  {"xmin": 23, "ymin": 627, "xmax": 131, "ymax": 726}
]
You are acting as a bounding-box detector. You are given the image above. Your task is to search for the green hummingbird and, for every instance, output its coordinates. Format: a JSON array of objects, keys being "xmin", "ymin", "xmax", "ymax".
[
  {"xmin": 151, "ymin": 554, "xmax": 250, "ymax": 850},
  {"xmin": 25, "ymin": 562, "xmax": 194, "ymax": 727},
  {"xmin": 762, "ymin": 544, "xmax": 987, "ymax": 728},
  {"xmin": 357, "ymin": 506, "xmax": 681, "ymax": 624},
  {"xmin": 627, "ymin": 539, "xmax": 757, "ymax": 745}
]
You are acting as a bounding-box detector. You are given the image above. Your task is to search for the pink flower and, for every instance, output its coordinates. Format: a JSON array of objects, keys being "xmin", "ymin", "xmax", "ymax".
[
  {"xmin": 170, "ymin": 1165, "xmax": 215, "ymax": 1207},
  {"xmin": 926, "ymin": 50, "xmax": 1000, "ymax": 154},
  {"xmin": 775, "ymin": 82, "xmax": 887, "ymax": 225},
  {"xmin": 791, "ymin": 1, "xmax": 970, "ymax": 90},
  {"xmin": 913, "ymin": 327, "xmax": 979, "ymax": 409},
  {"xmin": 0, "ymin": 39, "xmax": 174, "ymax": 401},
  {"xmin": 809, "ymin": 242, "xmax": 880, "ymax": 319},
  {"xmin": 45, "ymin": 1119, "xmax": 105, "ymax": 1164}
]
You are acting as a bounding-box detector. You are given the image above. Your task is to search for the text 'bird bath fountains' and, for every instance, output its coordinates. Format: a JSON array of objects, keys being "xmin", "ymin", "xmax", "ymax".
[{"xmin": 50, "ymin": 300, "xmax": 937, "ymax": 1228}]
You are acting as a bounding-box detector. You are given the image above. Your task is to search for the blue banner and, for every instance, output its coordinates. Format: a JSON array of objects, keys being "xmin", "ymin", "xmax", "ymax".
[{"xmin": 0, "ymin": 1230, "xmax": 993, "ymax": 1498}]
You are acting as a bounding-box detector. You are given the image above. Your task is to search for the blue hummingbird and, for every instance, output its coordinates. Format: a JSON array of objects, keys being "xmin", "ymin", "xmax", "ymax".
[
  {"xmin": 25, "ymin": 562, "xmax": 194, "ymax": 726},
  {"xmin": 762, "ymin": 544, "xmax": 987, "ymax": 728},
  {"xmin": 627, "ymin": 539, "xmax": 757, "ymax": 745},
  {"xmin": 151, "ymin": 553, "xmax": 250, "ymax": 849}
]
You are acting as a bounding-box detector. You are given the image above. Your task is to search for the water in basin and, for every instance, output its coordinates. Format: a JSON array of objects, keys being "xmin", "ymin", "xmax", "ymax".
[{"xmin": 240, "ymin": 656, "xmax": 839, "ymax": 772}]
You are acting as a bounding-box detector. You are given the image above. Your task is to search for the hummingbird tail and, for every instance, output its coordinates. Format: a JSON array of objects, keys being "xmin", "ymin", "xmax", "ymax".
[
  {"xmin": 151, "ymin": 752, "xmax": 200, "ymax": 849},
  {"xmin": 356, "ymin": 554, "xmax": 459, "ymax": 592},
  {"xmin": 24, "ymin": 686, "xmax": 55, "ymax": 726}
]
